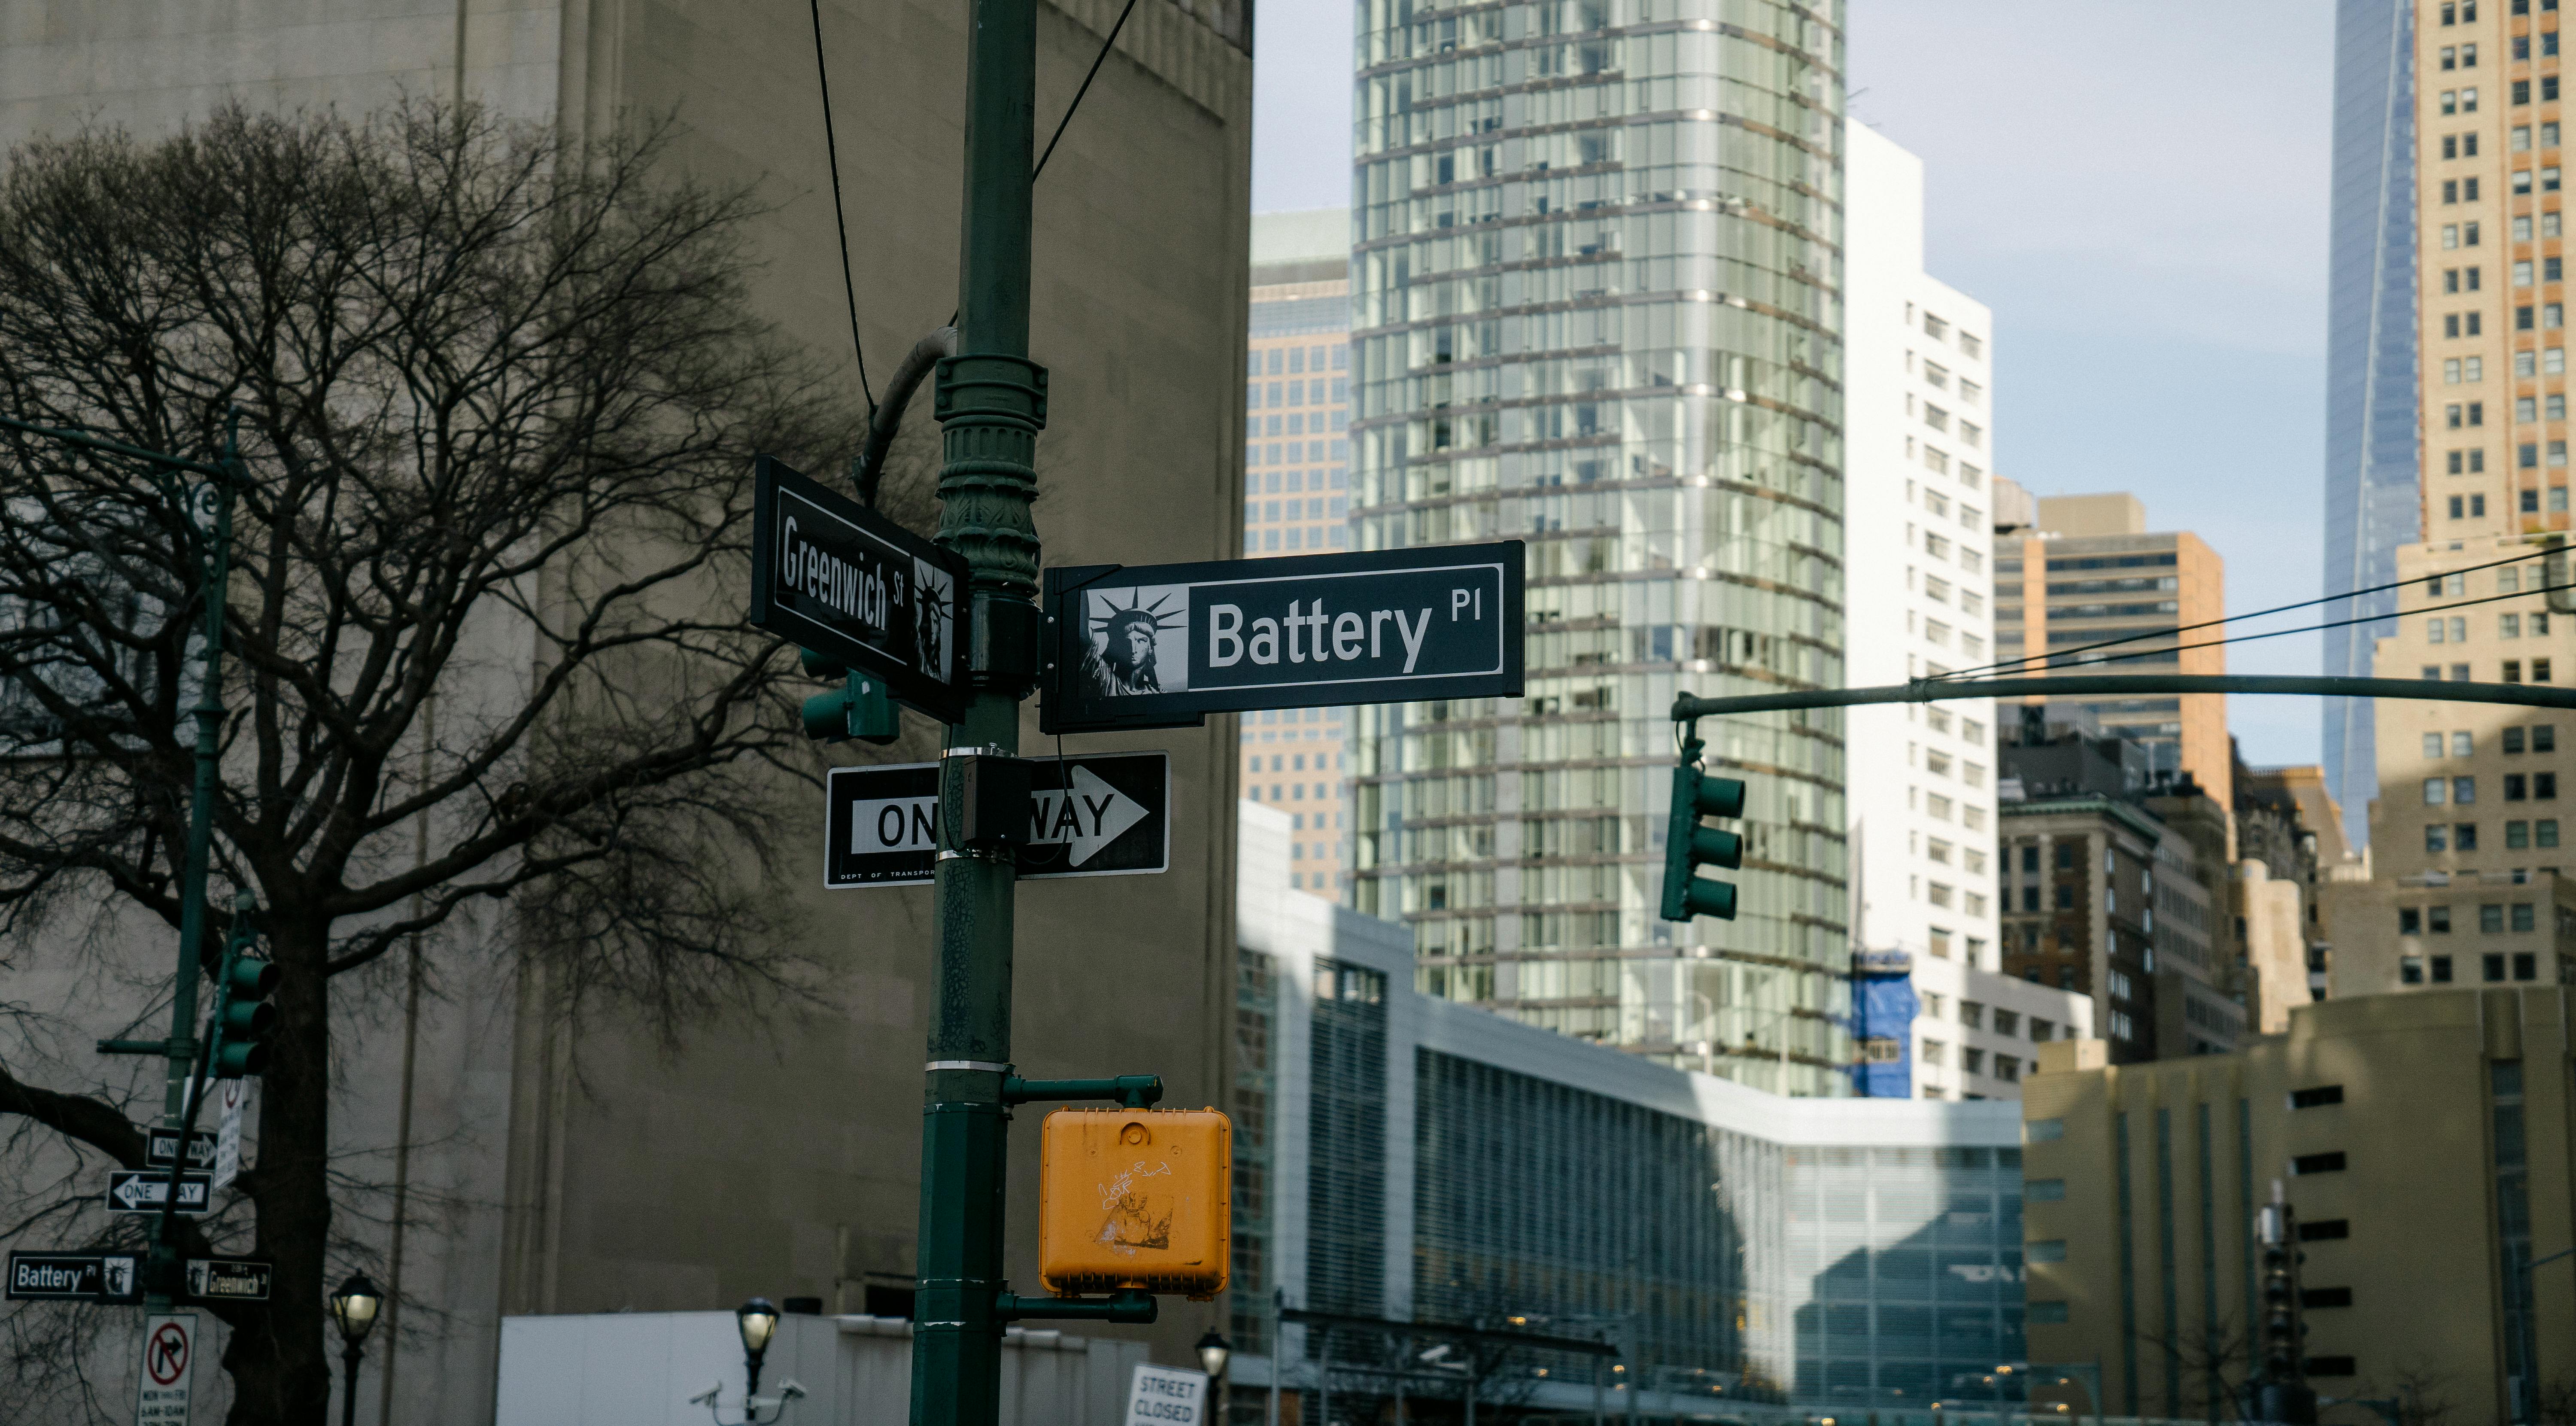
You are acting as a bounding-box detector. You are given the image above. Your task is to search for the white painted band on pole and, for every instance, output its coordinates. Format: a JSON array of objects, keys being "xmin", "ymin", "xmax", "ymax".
[{"xmin": 926, "ymin": 1061, "xmax": 1009, "ymax": 1073}]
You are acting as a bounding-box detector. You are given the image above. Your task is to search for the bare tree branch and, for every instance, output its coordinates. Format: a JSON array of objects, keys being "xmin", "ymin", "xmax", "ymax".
[{"xmin": 0, "ymin": 99, "xmax": 853, "ymax": 1424}]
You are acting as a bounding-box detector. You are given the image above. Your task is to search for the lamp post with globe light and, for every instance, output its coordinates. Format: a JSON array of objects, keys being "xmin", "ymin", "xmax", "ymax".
[
  {"xmin": 739, "ymin": 1298, "xmax": 781, "ymax": 1410},
  {"xmin": 1197, "ymin": 1329, "xmax": 1232, "ymax": 1417},
  {"xmin": 329, "ymin": 1274, "xmax": 383, "ymax": 1426}
]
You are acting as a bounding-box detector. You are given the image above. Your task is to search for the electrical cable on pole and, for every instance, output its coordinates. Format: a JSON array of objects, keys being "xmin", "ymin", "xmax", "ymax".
[
  {"xmin": 1934, "ymin": 540, "xmax": 2564, "ymax": 682},
  {"xmin": 1034, "ymin": 0, "xmax": 1140, "ymax": 182},
  {"xmin": 809, "ymin": 0, "xmax": 873, "ymax": 410},
  {"xmin": 1943, "ymin": 570, "xmax": 2576, "ymax": 680}
]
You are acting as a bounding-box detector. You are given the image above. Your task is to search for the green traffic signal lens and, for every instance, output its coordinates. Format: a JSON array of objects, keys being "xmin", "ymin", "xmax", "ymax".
[
  {"xmin": 1682, "ymin": 876, "xmax": 1737, "ymax": 921},
  {"xmin": 1689, "ymin": 825, "xmax": 1743, "ymax": 870},
  {"xmin": 222, "ymin": 1000, "xmax": 277, "ymax": 1038},
  {"xmin": 801, "ymin": 688, "xmax": 852, "ymax": 741},
  {"xmin": 799, "ymin": 647, "xmax": 849, "ymax": 679},
  {"xmin": 225, "ymin": 957, "xmax": 278, "ymax": 998},
  {"xmin": 1693, "ymin": 776, "xmax": 1745, "ymax": 819},
  {"xmin": 215, "ymin": 1042, "xmax": 270, "ymax": 1077}
]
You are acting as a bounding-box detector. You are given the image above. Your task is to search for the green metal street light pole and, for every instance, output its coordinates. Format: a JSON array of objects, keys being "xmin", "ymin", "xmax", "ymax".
[
  {"xmin": 0, "ymin": 410, "xmax": 245, "ymax": 1306},
  {"xmin": 911, "ymin": 1, "xmax": 1046, "ymax": 1423}
]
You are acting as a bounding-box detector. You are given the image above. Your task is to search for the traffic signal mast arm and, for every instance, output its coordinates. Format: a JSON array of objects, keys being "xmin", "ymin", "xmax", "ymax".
[{"xmin": 1672, "ymin": 672, "xmax": 2576, "ymax": 722}]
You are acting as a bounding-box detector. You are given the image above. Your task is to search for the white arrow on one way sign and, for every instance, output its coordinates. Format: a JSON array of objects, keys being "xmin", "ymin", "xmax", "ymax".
[{"xmin": 1028, "ymin": 765, "xmax": 1147, "ymax": 867}]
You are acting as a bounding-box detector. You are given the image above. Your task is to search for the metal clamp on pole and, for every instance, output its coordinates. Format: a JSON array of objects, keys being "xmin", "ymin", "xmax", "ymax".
[
  {"xmin": 941, "ymin": 754, "xmax": 1036, "ymax": 854},
  {"xmin": 995, "ymin": 1289, "xmax": 1156, "ymax": 1325},
  {"xmin": 1000, "ymin": 1074, "xmax": 1163, "ymax": 1109}
]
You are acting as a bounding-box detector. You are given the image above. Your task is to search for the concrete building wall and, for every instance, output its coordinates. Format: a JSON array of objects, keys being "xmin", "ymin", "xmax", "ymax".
[
  {"xmin": 0, "ymin": 2, "xmax": 1255, "ymax": 1419},
  {"xmin": 2023, "ymin": 990, "xmax": 2576, "ymax": 1424}
]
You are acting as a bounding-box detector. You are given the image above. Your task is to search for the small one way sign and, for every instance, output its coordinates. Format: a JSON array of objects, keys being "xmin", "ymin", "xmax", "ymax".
[{"xmin": 824, "ymin": 753, "xmax": 1167, "ymax": 888}]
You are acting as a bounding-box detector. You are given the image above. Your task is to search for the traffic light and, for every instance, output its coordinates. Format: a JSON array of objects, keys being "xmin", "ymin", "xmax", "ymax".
[
  {"xmin": 211, "ymin": 951, "xmax": 279, "ymax": 1078},
  {"xmin": 1660, "ymin": 733, "xmax": 1744, "ymax": 923},
  {"xmin": 799, "ymin": 647, "xmax": 899, "ymax": 744}
]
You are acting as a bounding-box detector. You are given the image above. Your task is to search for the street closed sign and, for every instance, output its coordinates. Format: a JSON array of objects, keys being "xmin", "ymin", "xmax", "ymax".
[
  {"xmin": 1041, "ymin": 542, "xmax": 1525, "ymax": 733},
  {"xmin": 1122, "ymin": 1362, "xmax": 1208, "ymax": 1426}
]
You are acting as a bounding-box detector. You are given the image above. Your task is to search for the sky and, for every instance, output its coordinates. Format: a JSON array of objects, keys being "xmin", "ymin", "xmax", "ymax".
[{"xmin": 1251, "ymin": 1, "xmax": 2344, "ymax": 768}]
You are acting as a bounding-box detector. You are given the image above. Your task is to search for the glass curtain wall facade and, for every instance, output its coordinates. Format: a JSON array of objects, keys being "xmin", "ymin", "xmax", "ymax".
[
  {"xmin": 1347, "ymin": 0, "xmax": 1855, "ymax": 1094},
  {"xmin": 2321, "ymin": 0, "xmax": 2421, "ymax": 852}
]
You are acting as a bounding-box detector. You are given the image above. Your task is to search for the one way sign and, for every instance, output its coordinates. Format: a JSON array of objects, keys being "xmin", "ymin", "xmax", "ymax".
[
  {"xmin": 825, "ymin": 753, "xmax": 1167, "ymax": 888},
  {"xmin": 106, "ymin": 1172, "xmax": 211, "ymax": 1216}
]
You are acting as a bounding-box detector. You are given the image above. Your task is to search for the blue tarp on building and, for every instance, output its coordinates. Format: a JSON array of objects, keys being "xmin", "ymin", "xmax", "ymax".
[{"xmin": 1849, "ymin": 950, "xmax": 1919, "ymax": 1097}]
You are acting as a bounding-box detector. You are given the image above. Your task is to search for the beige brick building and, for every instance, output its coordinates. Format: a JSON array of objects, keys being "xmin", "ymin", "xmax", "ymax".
[
  {"xmin": 2021, "ymin": 991, "xmax": 2576, "ymax": 1424},
  {"xmin": 2336, "ymin": 0, "xmax": 2576, "ymax": 1000},
  {"xmin": 1993, "ymin": 495, "xmax": 2230, "ymax": 808}
]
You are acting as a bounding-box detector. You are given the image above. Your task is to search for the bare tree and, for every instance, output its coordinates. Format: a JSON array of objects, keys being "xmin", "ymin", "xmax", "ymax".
[
  {"xmin": 2378, "ymin": 1364, "xmax": 2460, "ymax": 1426},
  {"xmin": 2532, "ymin": 1374, "xmax": 2576, "ymax": 1426},
  {"xmin": 2135, "ymin": 1315, "xmax": 2257, "ymax": 1422},
  {"xmin": 0, "ymin": 101, "xmax": 849, "ymax": 1423}
]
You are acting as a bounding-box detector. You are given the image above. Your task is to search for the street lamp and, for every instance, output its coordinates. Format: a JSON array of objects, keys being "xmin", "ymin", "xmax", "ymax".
[
  {"xmin": 1197, "ymin": 1328, "xmax": 1231, "ymax": 1414},
  {"xmin": 738, "ymin": 1297, "xmax": 781, "ymax": 1405},
  {"xmin": 328, "ymin": 1273, "xmax": 383, "ymax": 1426}
]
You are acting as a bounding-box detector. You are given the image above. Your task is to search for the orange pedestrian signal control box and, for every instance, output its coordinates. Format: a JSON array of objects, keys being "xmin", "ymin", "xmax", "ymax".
[{"xmin": 1039, "ymin": 1107, "xmax": 1231, "ymax": 1298}]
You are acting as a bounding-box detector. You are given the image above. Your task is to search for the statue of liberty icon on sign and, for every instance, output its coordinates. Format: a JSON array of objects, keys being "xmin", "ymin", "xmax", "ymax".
[{"xmin": 1079, "ymin": 586, "xmax": 1188, "ymax": 698}]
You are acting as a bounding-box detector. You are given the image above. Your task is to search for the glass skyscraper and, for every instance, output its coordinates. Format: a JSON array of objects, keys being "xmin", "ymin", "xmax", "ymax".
[
  {"xmin": 2319, "ymin": 0, "xmax": 2421, "ymax": 851},
  {"xmin": 1346, "ymin": 0, "xmax": 1853, "ymax": 1094}
]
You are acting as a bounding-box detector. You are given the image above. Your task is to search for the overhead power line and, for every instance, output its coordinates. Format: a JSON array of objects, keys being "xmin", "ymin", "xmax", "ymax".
[
  {"xmin": 1035, "ymin": 0, "xmax": 1140, "ymax": 181},
  {"xmin": 1934, "ymin": 541, "xmax": 2560, "ymax": 683},
  {"xmin": 810, "ymin": 0, "xmax": 874, "ymax": 410}
]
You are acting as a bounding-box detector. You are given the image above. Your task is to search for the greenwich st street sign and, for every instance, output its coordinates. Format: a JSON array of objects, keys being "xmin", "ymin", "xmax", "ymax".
[
  {"xmin": 748, "ymin": 455, "xmax": 970, "ymax": 722},
  {"xmin": 1039, "ymin": 542, "xmax": 1525, "ymax": 734}
]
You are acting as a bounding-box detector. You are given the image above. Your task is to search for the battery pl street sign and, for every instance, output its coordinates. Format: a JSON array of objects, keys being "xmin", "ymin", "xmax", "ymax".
[
  {"xmin": 183, "ymin": 1257, "xmax": 272, "ymax": 1303},
  {"xmin": 824, "ymin": 753, "xmax": 1168, "ymax": 888},
  {"xmin": 1040, "ymin": 542, "xmax": 1524, "ymax": 734},
  {"xmin": 106, "ymin": 1172, "xmax": 211, "ymax": 1216},
  {"xmin": 749, "ymin": 455, "xmax": 969, "ymax": 722},
  {"xmin": 144, "ymin": 1129, "xmax": 217, "ymax": 1171},
  {"xmin": 7, "ymin": 1251, "xmax": 139, "ymax": 1301}
]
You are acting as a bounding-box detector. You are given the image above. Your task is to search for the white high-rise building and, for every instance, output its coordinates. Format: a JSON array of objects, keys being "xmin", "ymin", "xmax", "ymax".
[{"xmin": 1843, "ymin": 121, "xmax": 2089, "ymax": 1098}]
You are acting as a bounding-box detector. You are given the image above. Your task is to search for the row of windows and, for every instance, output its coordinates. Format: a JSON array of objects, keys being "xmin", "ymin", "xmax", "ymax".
[
  {"xmin": 2424, "ymin": 817, "xmax": 2563, "ymax": 849},
  {"xmin": 2399, "ymin": 950, "xmax": 2550, "ymax": 982},
  {"xmin": 1249, "ymin": 467, "xmax": 1346, "ymax": 496},
  {"xmin": 1246, "ymin": 438, "xmax": 1349, "ymax": 468},
  {"xmin": 1250, "ymin": 525, "xmax": 1348, "ymax": 553},
  {"xmin": 2418, "ymin": 657, "xmax": 2555, "ymax": 680},
  {"xmin": 2399, "ymin": 900, "xmax": 2549, "ymax": 932},
  {"xmin": 1247, "ymin": 376, "xmax": 1350, "ymax": 410},
  {"xmin": 1246, "ymin": 410, "xmax": 1349, "ymax": 438},
  {"xmin": 2422, "ymin": 772, "xmax": 2560, "ymax": 802},
  {"xmin": 2425, "ymin": 611, "xmax": 2556, "ymax": 640},
  {"xmin": 1246, "ymin": 343, "xmax": 1348, "ymax": 377},
  {"xmin": 2444, "ymin": 463, "xmax": 2576, "ymax": 494},
  {"xmin": 2421, "ymin": 724, "xmax": 2559, "ymax": 754},
  {"xmin": 2426, "ymin": 563, "xmax": 2561, "ymax": 595},
  {"xmin": 1913, "ymin": 306, "xmax": 1985, "ymax": 359}
]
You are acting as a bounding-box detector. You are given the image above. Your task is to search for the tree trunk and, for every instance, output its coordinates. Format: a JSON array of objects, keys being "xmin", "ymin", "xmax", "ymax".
[{"xmin": 225, "ymin": 912, "xmax": 335, "ymax": 1426}]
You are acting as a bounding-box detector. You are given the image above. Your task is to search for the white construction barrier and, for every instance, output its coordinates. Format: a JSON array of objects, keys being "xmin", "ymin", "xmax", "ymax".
[{"xmin": 493, "ymin": 1310, "xmax": 1149, "ymax": 1426}]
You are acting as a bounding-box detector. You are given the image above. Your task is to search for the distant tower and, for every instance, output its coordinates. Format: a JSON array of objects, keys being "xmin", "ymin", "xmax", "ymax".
[{"xmin": 2319, "ymin": 0, "xmax": 2422, "ymax": 851}]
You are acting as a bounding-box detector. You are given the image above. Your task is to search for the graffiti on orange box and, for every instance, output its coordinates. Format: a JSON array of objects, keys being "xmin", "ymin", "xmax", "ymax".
[{"xmin": 1096, "ymin": 1160, "xmax": 1175, "ymax": 1253}]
